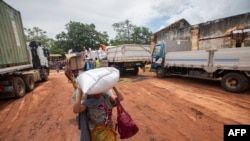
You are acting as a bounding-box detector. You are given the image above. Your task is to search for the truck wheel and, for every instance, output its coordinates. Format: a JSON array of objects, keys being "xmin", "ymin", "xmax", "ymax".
[
  {"xmin": 41, "ymin": 68, "xmax": 49, "ymax": 81},
  {"xmin": 131, "ymin": 67, "xmax": 139, "ymax": 76},
  {"xmin": 110, "ymin": 65, "xmax": 122, "ymax": 75},
  {"xmin": 23, "ymin": 75, "xmax": 35, "ymax": 91},
  {"xmin": 12, "ymin": 77, "xmax": 26, "ymax": 98},
  {"xmin": 221, "ymin": 72, "xmax": 248, "ymax": 93},
  {"xmin": 156, "ymin": 67, "xmax": 165, "ymax": 78}
]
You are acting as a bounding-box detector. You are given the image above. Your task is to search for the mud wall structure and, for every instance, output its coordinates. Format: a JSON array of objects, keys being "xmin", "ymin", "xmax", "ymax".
[{"xmin": 152, "ymin": 12, "xmax": 250, "ymax": 51}]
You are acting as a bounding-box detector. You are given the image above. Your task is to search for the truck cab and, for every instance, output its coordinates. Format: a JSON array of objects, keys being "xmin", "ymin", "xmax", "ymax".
[
  {"xmin": 150, "ymin": 42, "xmax": 250, "ymax": 93},
  {"xmin": 29, "ymin": 41, "xmax": 49, "ymax": 68},
  {"xmin": 29, "ymin": 41, "xmax": 50, "ymax": 81},
  {"xmin": 150, "ymin": 43, "xmax": 165, "ymax": 77}
]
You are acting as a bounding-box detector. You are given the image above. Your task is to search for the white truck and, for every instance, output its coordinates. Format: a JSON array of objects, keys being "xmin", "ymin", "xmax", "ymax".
[
  {"xmin": 105, "ymin": 44, "xmax": 151, "ymax": 75},
  {"xmin": 150, "ymin": 42, "xmax": 250, "ymax": 93},
  {"xmin": 0, "ymin": 0, "xmax": 50, "ymax": 98}
]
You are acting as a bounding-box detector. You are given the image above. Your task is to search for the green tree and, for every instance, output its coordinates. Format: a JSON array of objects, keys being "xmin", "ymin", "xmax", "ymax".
[
  {"xmin": 54, "ymin": 31, "xmax": 69, "ymax": 54},
  {"xmin": 111, "ymin": 19, "xmax": 152, "ymax": 45},
  {"xmin": 132, "ymin": 26, "xmax": 152, "ymax": 44},
  {"xmin": 112, "ymin": 19, "xmax": 135, "ymax": 44},
  {"xmin": 24, "ymin": 27, "xmax": 52, "ymax": 49},
  {"xmin": 55, "ymin": 21, "xmax": 109, "ymax": 53},
  {"xmin": 48, "ymin": 39, "xmax": 65, "ymax": 55}
]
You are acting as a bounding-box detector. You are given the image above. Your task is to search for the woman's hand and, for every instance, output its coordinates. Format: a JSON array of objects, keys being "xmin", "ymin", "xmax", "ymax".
[{"xmin": 73, "ymin": 88, "xmax": 87, "ymax": 113}]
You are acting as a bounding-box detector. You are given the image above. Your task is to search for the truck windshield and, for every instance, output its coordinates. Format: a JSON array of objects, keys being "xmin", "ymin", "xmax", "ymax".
[{"xmin": 152, "ymin": 45, "xmax": 161, "ymax": 56}]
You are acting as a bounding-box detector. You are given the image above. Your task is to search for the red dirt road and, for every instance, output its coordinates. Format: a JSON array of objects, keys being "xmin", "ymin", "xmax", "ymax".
[{"xmin": 0, "ymin": 69, "xmax": 250, "ymax": 141}]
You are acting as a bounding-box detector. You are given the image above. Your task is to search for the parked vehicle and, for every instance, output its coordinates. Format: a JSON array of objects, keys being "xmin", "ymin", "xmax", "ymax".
[
  {"xmin": 105, "ymin": 44, "xmax": 151, "ymax": 75},
  {"xmin": 150, "ymin": 42, "xmax": 250, "ymax": 93},
  {"xmin": 0, "ymin": 0, "xmax": 50, "ymax": 98}
]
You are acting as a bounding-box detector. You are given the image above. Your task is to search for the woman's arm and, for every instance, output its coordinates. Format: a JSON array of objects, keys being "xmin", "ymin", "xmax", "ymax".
[
  {"xmin": 112, "ymin": 86, "xmax": 124, "ymax": 101},
  {"xmin": 73, "ymin": 88, "xmax": 87, "ymax": 113}
]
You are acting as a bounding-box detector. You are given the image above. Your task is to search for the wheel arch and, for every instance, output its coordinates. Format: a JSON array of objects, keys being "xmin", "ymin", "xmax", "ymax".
[
  {"xmin": 220, "ymin": 71, "xmax": 249, "ymax": 93},
  {"xmin": 215, "ymin": 69, "xmax": 249, "ymax": 79},
  {"xmin": 156, "ymin": 65, "xmax": 165, "ymax": 78}
]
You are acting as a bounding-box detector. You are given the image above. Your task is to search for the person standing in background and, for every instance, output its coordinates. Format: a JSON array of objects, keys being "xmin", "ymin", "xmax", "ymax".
[
  {"xmin": 95, "ymin": 57, "xmax": 100, "ymax": 68},
  {"xmin": 84, "ymin": 59, "xmax": 91, "ymax": 71},
  {"xmin": 89, "ymin": 59, "xmax": 95, "ymax": 69},
  {"xmin": 55, "ymin": 60, "xmax": 60, "ymax": 73}
]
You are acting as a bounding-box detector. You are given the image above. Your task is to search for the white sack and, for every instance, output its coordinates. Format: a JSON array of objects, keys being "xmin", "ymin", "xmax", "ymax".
[{"xmin": 77, "ymin": 67, "xmax": 120, "ymax": 95}]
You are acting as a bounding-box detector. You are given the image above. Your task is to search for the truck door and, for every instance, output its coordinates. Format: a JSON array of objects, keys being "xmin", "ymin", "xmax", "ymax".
[{"xmin": 150, "ymin": 43, "xmax": 164, "ymax": 71}]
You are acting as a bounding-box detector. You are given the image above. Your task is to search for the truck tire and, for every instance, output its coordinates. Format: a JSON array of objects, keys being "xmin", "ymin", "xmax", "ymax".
[
  {"xmin": 110, "ymin": 65, "xmax": 122, "ymax": 75},
  {"xmin": 221, "ymin": 72, "xmax": 248, "ymax": 93},
  {"xmin": 23, "ymin": 75, "xmax": 35, "ymax": 91},
  {"xmin": 156, "ymin": 67, "xmax": 165, "ymax": 78},
  {"xmin": 11, "ymin": 77, "xmax": 26, "ymax": 98},
  {"xmin": 41, "ymin": 68, "xmax": 49, "ymax": 81},
  {"xmin": 131, "ymin": 67, "xmax": 139, "ymax": 76}
]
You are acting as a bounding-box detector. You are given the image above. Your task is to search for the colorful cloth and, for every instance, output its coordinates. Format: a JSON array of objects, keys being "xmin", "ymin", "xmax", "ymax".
[
  {"xmin": 98, "ymin": 104, "xmax": 112, "ymax": 126},
  {"xmin": 84, "ymin": 94, "xmax": 115, "ymax": 128},
  {"xmin": 83, "ymin": 94, "xmax": 117, "ymax": 141},
  {"xmin": 91, "ymin": 125, "xmax": 116, "ymax": 141}
]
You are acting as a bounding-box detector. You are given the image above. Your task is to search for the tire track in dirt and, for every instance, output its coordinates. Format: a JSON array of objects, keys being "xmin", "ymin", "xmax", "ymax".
[
  {"xmin": 115, "ymin": 75, "xmax": 250, "ymax": 141},
  {"xmin": 137, "ymin": 80, "xmax": 220, "ymax": 141},
  {"xmin": 0, "ymin": 72, "xmax": 79, "ymax": 141},
  {"xmin": 149, "ymin": 78, "xmax": 250, "ymax": 123},
  {"xmin": 25, "ymin": 72, "xmax": 78, "ymax": 141},
  {"xmin": 115, "ymin": 80, "xmax": 197, "ymax": 141},
  {"xmin": 1, "ymin": 70, "xmax": 249, "ymax": 141},
  {"xmin": 0, "ymin": 95, "xmax": 36, "ymax": 141},
  {"xmin": 155, "ymin": 83, "xmax": 250, "ymax": 123},
  {"xmin": 150, "ymin": 77, "xmax": 250, "ymax": 140}
]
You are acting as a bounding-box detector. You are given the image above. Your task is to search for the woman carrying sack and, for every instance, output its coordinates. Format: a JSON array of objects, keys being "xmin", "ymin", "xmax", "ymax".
[{"xmin": 73, "ymin": 86, "xmax": 124, "ymax": 141}]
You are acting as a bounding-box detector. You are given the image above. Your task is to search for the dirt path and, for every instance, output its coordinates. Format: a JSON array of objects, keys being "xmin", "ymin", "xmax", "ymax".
[{"xmin": 0, "ymin": 69, "xmax": 250, "ymax": 141}]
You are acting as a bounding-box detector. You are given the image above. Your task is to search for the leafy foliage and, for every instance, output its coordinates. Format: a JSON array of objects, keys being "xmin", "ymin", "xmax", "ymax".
[
  {"xmin": 24, "ymin": 20, "xmax": 152, "ymax": 56},
  {"xmin": 111, "ymin": 19, "xmax": 152, "ymax": 45},
  {"xmin": 24, "ymin": 27, "xmax": 53, "ymax": 49},
  {"xmin": 132, "ymin": 26, "xmax": 152, "ymax": 44},
  {"xmin": 55, "ymin": 21, "xmax": 109, "ymax": 53}
]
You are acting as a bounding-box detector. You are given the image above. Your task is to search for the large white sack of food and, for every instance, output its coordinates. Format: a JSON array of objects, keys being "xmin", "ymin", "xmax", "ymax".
[{"xmin": 77, "ymin": 67, "xmax": 120, "ymax": 95}]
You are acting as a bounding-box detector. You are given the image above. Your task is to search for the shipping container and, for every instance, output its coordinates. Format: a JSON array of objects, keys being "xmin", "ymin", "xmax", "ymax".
[
  {"xmin": 0, "ymin": 0, "xmax": 50, "ymax": 98},
  {"xmin": 0, "ymin": 0, "xmax": 30, "ymax": 69}
]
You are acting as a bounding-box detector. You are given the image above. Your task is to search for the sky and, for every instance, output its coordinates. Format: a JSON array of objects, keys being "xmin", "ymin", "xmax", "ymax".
[{"xmin": 3, "ymin": 0, "xmax": 250, "ymax": 40}]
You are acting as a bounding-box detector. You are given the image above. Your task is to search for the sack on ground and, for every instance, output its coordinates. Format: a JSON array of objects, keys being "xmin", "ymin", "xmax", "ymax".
[{"xmin": 77, "ymin": 67, "xmax": 120, "ymax": 95}]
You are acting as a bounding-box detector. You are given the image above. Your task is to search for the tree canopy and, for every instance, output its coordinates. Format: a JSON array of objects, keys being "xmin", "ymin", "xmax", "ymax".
[
  {"xmin": 24, "ymin": 27, "xmax": 53, "ymax": 49},
  {"xmin": 55, "ymin": 21, "xmax": 109, "ymax": 53},
  {"xmin": 24, "ymin": 20, "xmax": 153, "ymax": 56},
  {"xmin": 111, "ymin": 19, "xmax": 152, "ymax": 45}
]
